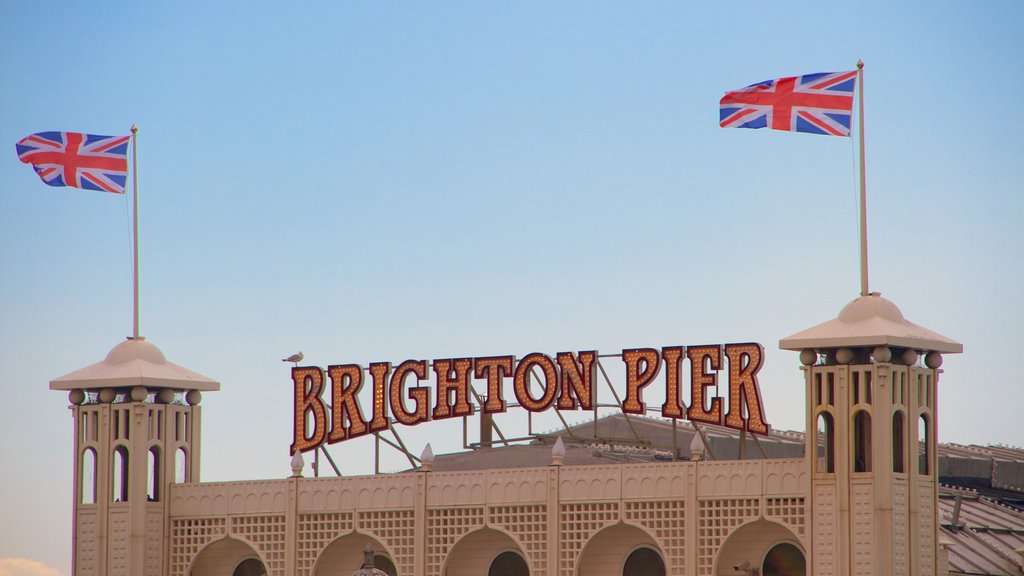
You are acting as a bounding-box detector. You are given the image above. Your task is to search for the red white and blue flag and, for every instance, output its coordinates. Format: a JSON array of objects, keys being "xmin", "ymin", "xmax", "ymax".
[
  {"xmin": 719, "ymin": 71, "xmax": 857, "ymax": 137},
  {"xmin": 16, "ymin": 131, "xmax": 130, "ymax": 194}
]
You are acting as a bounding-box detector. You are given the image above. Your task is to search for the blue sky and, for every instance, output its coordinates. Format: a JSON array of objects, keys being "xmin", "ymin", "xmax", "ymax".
[{"xmin": 2, "ymin": 2, "xmax": 1022, "ymax": 574}]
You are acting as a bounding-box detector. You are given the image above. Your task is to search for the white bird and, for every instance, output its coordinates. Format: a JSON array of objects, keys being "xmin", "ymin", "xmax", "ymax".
[{"xmin": 282, "ymin": 351, "xmax": 304, "ymax": 366}]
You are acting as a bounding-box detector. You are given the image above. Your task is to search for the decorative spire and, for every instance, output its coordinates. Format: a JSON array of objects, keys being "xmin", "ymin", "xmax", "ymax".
[
  {"xmin": 689, "ymin": 433, "xmax": 705, "ymax": 461},
  {"xmin": 551, "ymin": 436, "xmax": 565, "ymax": 466},
  {"xmin": 290, "ymin": 451, "xmax": 304, "ymax": 477},
  {"xmin": 420, "ymin": 443, "xmax": 434, "ymax": 472}
]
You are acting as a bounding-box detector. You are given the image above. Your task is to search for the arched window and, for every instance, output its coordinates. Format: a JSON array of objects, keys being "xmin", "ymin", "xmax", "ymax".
[
  {"xmin": 232, "ymin": 557, "xmax": 267, "ymax": 576},
  {"xmin": 148, "ymin": 447, "xmax": 161, "ymax": 501},
  {"xmin": 81, "ymin": 448, "xmax": 96, "ymax": 504},
  {"xmin": 622, "ymin": 547, "xmax": 665, "ymax": 576},
  {"xmin": 853, "ymin": 411, "xmax": 872, "ymax": 473},
  {"xmin": 815, "ymin": 412, "xmax": 831, "ymax": 471},
  {"xmin": 892, "ymin": 411, "xmax": 905, "ymax": 473},
  {"xmin": 175, "ymin": 447, "xmax": 187, "ymax": 483},
  {"xmin": 489, "ymin": 550, "xmax": 529, "ymax": 576},
  {"xmin": 374, "ymin": 554, "xmax": 397, "ymax": 576},
  {"xmin": 112, "ymin": 445, "xmax": 129, "ymax": 502},
  {"xmin": 762, "ymin": 542, "xmax": 806, "ymax": 576},
  {"xmin": 816, "ymin": 412, "xmax": 835, "ymax": 473},
  {"xmin": 918, "ymin": 414, "xmax": 930, "ymax": 475}
]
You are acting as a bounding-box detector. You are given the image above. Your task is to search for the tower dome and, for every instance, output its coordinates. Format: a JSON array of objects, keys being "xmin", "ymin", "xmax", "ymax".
[
  {"xmin": 103, "ymin": 337, "xmax": 168, "ymax": 365},
  {"xmin": 836, "ymin": 293, "xmax": 906, "ymax": 323}
]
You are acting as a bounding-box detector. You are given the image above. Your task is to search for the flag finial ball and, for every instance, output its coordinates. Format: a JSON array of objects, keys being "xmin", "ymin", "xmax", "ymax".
[
  {"xmin": 131, "ymin": 125, "xmax": 138, "ymax": 134},
  {"xmin": 857, "ymin": 60, "xmax": 864, "ymax": 70}
]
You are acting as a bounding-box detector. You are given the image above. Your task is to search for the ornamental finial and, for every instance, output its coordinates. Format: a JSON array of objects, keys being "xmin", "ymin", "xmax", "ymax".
[{"xmin": 857, "ymin": 59, "xmax": 864, "ymax": 70}]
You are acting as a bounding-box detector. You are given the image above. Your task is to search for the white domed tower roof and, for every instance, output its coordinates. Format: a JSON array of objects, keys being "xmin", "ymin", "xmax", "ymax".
[
  {"xmin": 50, "ymin": 337, "xmax": 219, "ymax": 391},
  {"xmin": 779, "ymin": 293, "xmax": 962, "ymax": 353}
]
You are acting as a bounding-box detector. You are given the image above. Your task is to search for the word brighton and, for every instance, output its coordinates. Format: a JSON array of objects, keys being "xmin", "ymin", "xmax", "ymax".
[{"xmin": 291, "ymin": 343, "xmax": 770, "ymax": 453}]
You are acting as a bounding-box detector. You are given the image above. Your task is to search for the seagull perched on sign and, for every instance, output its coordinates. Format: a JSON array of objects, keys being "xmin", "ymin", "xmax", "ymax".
[{"xmin": 282, "ymin": 351, "xmax": 304, "ymax": 366}]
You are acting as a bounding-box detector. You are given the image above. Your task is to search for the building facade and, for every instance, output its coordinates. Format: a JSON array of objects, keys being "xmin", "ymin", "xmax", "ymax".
[{"xmin": 52, "ymin": 293, "xmax": 966, "ymax": 575}]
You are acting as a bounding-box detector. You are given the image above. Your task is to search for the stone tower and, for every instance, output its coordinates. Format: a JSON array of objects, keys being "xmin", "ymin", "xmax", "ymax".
[
  {"xmin": 51, "ymin": 337, "xmax": 218, "ymax": 576},
  {"xmin": 781, "ymin": 293, "xmax": 961, "ymax": 576}
]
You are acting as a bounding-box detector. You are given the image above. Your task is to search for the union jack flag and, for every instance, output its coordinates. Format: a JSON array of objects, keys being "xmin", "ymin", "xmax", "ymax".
[
  {"xmin": 719, "ymin": 71, "xmax": 857, "ymax": 137},
  {"xmin": 16, "ymin": 131, "xmax": 130, "ymax": 194}
]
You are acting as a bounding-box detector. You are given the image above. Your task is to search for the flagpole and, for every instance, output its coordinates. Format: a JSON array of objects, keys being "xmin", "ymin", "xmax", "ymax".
[
  {"xmin": 131, "ymin": 125, "xmax": 140, "ymax": 339},
  {"xmin": 856, "ymin": 61, "xmax": 869, "ymax": 297}
]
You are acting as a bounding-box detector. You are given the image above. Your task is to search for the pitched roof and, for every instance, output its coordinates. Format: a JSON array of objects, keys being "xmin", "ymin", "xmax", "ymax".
[
  {"xmin": 50, "ymin": 337, "xmax": 219, "ymax": 391},
  {"xmin": 940, "ymin": 487, "xmax": 1024, "ymax": 576},
  {"xmin": 780, "ymin": 293, "xmax": 962, "ymax": 353}
]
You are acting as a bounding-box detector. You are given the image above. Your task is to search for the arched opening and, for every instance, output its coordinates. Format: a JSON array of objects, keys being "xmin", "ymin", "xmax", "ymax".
[
  {"xmin": 441, "ymin": 528, "xmax": 527, "ymax": 576},
  {"xmin": 623, "ymin": 546, "xmax": 666, "ymax": 576},
  {"xmin": 232, "ymin": 557, "xmax": 267, "ymax": 576},
  {"xmin": 312, "ymin": 533, "xmax": 395, "ymax": 576},
  {"xmin": 112, "ymin": 445, "xmax": 129, "ymax": 502},
  {"xmin": 175, "ymin": 447, "xmax": 187, "ymax": 483},
  {"xmin": 189, "ymin": 538, "xmax": 264, "ymax": 576},
  {"xmin": 715, "ymin": 519, "xmax": 801, "ymax": 576},
  {"xmin": 762, "ymin": 542, "xmax": 806, "ymax": 576},
  {"xmin": 892, "ymin": 411, "xmax": 905, "ymax": 473},
  {"xmin": 815, "ymin": 412, "xmax": 835, "ymax": 473},
  {"xmin": 577, "ymin": 523, "xmax": 660, "ymax": 576},
  {"xmin": 148, "ymin": 446, "xmax": 161, "ymax": 501},
  {"xmin": 852, "ymin": 410, "xmax": 872, "ymax": 473},
  {"xmin": 81, "ymin": 448, "xmax": 96, "ymax": 504},
  {"xmin": 918, "ymin": 414, "xmax": 930, "ymax": 475},
  {"xmin": 489, "ymin": 550, "xmax": 529, "ymax": 576}
]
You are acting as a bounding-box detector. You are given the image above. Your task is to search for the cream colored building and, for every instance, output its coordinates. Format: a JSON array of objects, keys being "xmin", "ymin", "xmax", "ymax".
[{"xmin": 52, "ymin": 293, "xmax": 965, "ymax": 575}]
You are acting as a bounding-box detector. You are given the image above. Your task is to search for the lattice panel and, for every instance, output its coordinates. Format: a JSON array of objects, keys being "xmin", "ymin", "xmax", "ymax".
[
  {"xmin": 625, "ymin": 500, "xmax": 686, "ymax": 576},
  {"xmin": 851, "ymin": 484, "xmax": 874, "ymax": 576},
  {"xmin": 359, "ymin": 509, "xmax": 416, "ymax": 576},
  {"xmin": 109, "ymin": 510, "xmax": 129, "ymax": 575},
  {"xmin": 231, "ymin": 515, "xmax": 287, "ymax": 576},
  {"xmin": 697, "ymin": 498, "xmax": 758, "ymax": 575},
  {"xmin": 145, "ymin": 509, "xmax": 164, "ymax": 576},
  {"xmin": 765, "ymin": 496, "xmax": 806, "ymax": 537},
  {"xmin": 426, "ymin": 506, "xmax": 485, "ymax": 574},
  {"xmin": 918, "ymin": 484, "xmax": 935, "ymax": 575},
  {"xmin": 812, "ymin": 485, "xmax": 837, "ymax": 576},
  {"xmin": 489, "ymin": 504, "xmax": 548, "ymax": 573},
  {"xmin": 559, "ymin": 502, "xmax": 620, "ymax": 576},
  {"xmin": 296, "ymin": 512, "xmax": 355, "ymax": 576},
  {"xmin": 892, "ymin": 483, "xmax": 908, "ymax": 574},
  {"xmin": 76, "ymin": 510, "xmax": 98, "ymax": 576},
  {"xmin": 170, "ymin": 517, "xmax": 226, "ymax": 576}
]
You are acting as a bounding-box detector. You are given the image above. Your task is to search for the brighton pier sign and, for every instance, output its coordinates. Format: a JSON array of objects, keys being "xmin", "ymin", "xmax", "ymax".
[{"xmin": 291, "ymin": 343, "xmax": 771, "ymax": 454}]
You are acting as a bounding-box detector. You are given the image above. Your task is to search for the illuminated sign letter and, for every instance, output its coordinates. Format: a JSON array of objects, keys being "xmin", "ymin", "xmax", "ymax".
[
  {"xmin": 514, "ymin": 353, "xmax": 558, "ymax": 412},
  {"xmin": 475, "ymin": 356, "xmax": 513, "ymax": 413},
  {"xmin": 291, "ymin": 367, "xmax": 327, "ymax": 454},
  {"xmin": 661, "ymin": 346, "xmax": 686, "ymax": 418},
  {"xmin": 328, "ymin": 364, "xmax": 369, "ymax": 442},
  {"xmin": 390, "ymin": 360, "xmax": 430, "ymax": 425},
  {"xmin": 724, "ymin": 343, "xmax": 770, "ymax": 434},
  {"xmin": 622, "ymin": 348, "xmax": 661, "ymax": 414},
  {"xmin": 368, "ymin": 362, "xmax": 392, "ymax": 433},
  {"xmin": 556, "ymin": 351, "xmax": 596, "ymax": 410},
  {"xmin": 433, "ymin": 358, "xmax": 475, "ymax": 420},
  {"xmin": 687, "ymin": 345, "xmax": 723, "ymax": 425}
]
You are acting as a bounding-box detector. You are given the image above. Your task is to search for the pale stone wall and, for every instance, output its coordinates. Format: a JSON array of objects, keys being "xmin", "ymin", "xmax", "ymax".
[{"xmin": 169, "ymin": 458, "xmax": 809, "ymax": 576}]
